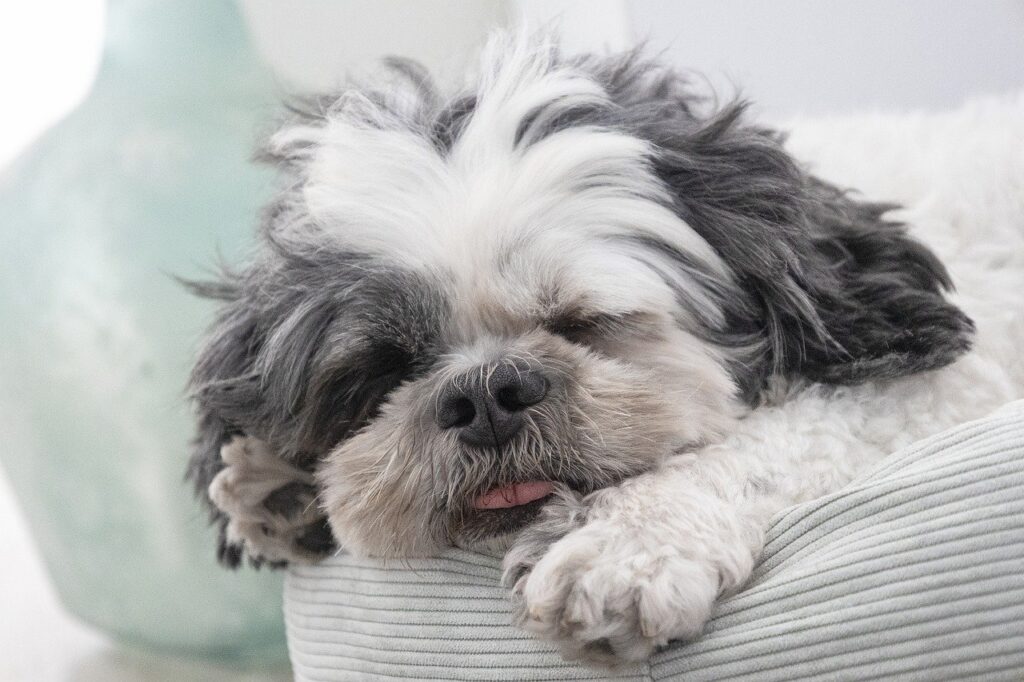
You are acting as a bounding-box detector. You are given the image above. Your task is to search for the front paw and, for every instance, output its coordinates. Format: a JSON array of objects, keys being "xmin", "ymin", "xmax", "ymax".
[
  {"xmin": 209, "ymin": 436, "xmax": 334, "ymax": 565},
  {"xmin": 503, "ymin": 474, "xmax": 763, "ymax": 668},
  {"xmin": 506, "ymin": 520, "xmax": 723, "ymax": 666}
]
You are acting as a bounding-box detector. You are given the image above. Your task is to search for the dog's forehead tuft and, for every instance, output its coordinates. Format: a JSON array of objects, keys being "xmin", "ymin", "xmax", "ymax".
[{"xmin": 265, "ymin": 35, "xmax": 733, "ymax": 339}]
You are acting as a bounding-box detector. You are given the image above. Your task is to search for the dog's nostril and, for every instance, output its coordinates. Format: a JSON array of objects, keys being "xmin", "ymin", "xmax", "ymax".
[
  {"xmin": 495, "ymin": 374, "xmax": 548, "ymax": 412},
  {"xmin": 449, "ymin": 397, "xmax": 476, "ymax": 427},
  {"xmin": 438, "ymin": 396, "xmax": 475, "ymax": 430},
  {"xmin": 496, "ymin": 386, "xmax": 521, "ymax": 411},
  {"xmin": 498, "ymin": 373, "xmax": 548, "ymax": 412}
]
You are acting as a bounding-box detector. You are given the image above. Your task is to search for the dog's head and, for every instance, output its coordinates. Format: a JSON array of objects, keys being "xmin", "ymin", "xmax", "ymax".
[{"xmin": 188, "ymin": 35, "xmax": 973, "ymax": 563}]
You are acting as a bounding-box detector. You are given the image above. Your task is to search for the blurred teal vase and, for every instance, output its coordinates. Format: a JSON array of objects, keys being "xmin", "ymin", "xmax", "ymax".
[{"xmin": 0, "ymin": 0, "xmax": 288, "ymax": 661}]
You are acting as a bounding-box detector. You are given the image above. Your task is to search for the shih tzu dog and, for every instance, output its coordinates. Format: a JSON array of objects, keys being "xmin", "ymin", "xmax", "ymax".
[{"xmin": 187, "ymin": 33, "xmax": 974, "ymax": 665}]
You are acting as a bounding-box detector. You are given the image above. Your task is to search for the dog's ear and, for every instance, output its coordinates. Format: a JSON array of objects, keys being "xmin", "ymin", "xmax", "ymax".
[
  {"xmin": 790, "ymin": 179, "xmax": 974, "ymax": 386},
  {"xmin": 185, "ymin": 272, "xmax": 336, "ymax": 568},
  {"xmin": 646, "ymin": 103, "xmax": 974, "ymax": 398}
]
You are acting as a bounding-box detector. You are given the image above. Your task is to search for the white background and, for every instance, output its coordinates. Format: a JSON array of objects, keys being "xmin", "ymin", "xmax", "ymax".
[{"xmin": 3, "ymin": 0, "xmax": 1022, "ymax": 167}]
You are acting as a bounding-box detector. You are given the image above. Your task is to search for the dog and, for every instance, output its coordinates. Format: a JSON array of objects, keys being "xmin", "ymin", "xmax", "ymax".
[{"xmin": 184, "ymin": 32, "xmax": 1009, "ymax": 666}]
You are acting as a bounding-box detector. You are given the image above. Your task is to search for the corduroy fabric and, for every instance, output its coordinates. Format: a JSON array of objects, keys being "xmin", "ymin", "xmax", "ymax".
[{"xmin": 286, "ymin": 401, "xmax": 1024, "ymax": 681}]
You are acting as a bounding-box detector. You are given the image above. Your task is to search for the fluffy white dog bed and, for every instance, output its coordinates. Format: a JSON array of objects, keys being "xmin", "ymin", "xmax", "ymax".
[{"xmin": 283, "ymin": 95, "xmax": 1024, "ymax": 681}]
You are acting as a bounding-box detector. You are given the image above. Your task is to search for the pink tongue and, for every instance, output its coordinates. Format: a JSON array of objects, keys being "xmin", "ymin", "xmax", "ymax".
[{"xmin": 473, "ymin": 481, "xmax": 555, "ymax": 510}]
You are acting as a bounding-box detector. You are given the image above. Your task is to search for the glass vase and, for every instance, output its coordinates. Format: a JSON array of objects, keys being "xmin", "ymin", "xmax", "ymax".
[{"xmin": 0, "ymin": 0, "xmax": 288, "ymax": 661}]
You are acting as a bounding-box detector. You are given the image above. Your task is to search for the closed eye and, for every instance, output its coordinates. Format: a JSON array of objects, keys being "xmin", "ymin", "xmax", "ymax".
[
  {"xmin": 301, "ymin": 342, "xmax": 431, "ymax": 449},
  {"xmin": 544, "ymin": 311, "xmax": 647, "ymax": 344}
]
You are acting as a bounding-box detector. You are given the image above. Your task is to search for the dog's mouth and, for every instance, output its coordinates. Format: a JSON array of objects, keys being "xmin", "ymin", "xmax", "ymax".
[
  {"xmin": 454, "ymin": 481, "xmax": 557, "ymax": 543},
  {"xmin": 471, "ymin": 481, "xmax": 556, "ymax": 510}
]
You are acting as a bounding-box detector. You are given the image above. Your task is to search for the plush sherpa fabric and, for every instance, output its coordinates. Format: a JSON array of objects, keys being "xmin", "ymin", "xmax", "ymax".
[{"xmin": 284, "ymin": 94, "xmax": 1024, "ymax": 680}]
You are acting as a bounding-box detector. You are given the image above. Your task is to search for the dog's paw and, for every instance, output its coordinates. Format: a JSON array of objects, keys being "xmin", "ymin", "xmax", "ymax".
[
  {"xmin": 209, "ymin": 436, "xmax": 334, "ymax": 565},
  {"xmin": 503, "ymin": 476, "xmax": 761, "ymax": 667},
  {"xmin": 506, "ymin": 520, "xmax": 721, "ymax": 666}
]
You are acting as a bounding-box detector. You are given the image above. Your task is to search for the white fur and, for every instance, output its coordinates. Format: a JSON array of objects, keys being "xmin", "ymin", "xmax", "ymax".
[
  {"xmin": 269, "ymin": 34, "xmax": 730, "ymax": 332},
  {"xmin": 269, "ymin": 34, "xmax": 741, "ymax": 456},
  {"xmin": 510, "ymin": 93, "xmax": 1024, "ymax": 663}
]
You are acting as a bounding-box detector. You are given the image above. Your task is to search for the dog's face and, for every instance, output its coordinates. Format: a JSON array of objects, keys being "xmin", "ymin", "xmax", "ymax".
[
  {"xmin": 258, "ymin": 49, "xmax": 742, "ymax": 556},
  {"xmin": 188, "ymin": 36, "xmax": 973, "ymax": 564},
  {"xmin": 308, "ymin": 237, "xmax": 738, "ymax": 556}
]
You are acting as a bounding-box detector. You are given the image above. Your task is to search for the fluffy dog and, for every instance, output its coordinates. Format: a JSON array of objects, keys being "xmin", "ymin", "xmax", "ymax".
[{"xmin": 185, "ymin": 33, "xmax": 1006, "ymax": 665}]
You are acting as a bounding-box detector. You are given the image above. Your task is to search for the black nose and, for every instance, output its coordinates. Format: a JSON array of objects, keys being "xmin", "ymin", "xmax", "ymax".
[{"xmin": 436, "ymin": 362, "xmax": 549, "ymax": 448}]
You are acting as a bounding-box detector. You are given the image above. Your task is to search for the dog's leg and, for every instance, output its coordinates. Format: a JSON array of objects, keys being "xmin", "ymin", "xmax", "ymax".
[
  {"xmin": 208, "ymin": 435, "xmax": 334, "ymax": 565},
  {"xmin": 503, "ymin": 440, "xmax": 802, "ymax": 666}
]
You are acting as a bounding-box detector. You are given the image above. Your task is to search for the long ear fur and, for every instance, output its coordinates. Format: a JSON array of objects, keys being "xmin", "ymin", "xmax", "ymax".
[
  {"xmin": 185, "ymin": 270, "xmax": 336, "ymax": 568},
  {"xmin": 644, "ymin": 102, "xmax": 974, "ymax": 398},
  {"xmin": 796, "ymin": 178, "xmax": 974, "ymax": 384}
]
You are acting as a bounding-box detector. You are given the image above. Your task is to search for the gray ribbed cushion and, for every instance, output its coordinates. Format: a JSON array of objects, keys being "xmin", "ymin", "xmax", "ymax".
[{"xmin": 285, "ymin": 401, "xmax": 1024, "ymax": 681}]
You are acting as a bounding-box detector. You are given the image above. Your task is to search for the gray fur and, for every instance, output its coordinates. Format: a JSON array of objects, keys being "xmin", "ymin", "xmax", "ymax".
[{"xmin": 185, "ymin": 247, "xmax": 448, "ymax": 565}]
